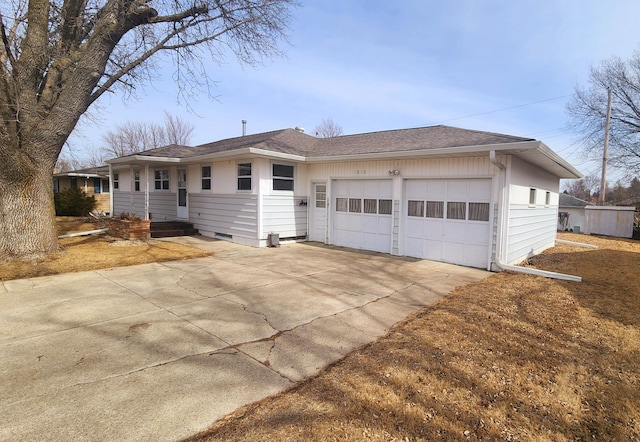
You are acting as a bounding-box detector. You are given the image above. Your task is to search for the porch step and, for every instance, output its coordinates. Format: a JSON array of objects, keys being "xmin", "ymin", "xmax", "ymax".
[{"xmin": 150, "ymin": 221, "xmax": 198, "ymax": 238}]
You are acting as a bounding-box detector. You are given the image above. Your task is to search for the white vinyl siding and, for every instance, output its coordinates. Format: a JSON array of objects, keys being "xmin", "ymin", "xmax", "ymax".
[
  {"xmin": 189, "ymin": 193, "xmax": 258, "ymax": 241},
  {"xmin": 262, "ymin": 195, "xmax": 307, "ymax": 239},
  {"xmin": 149, "ymin": 192, "xmax": 176, "ymax": 221},
  {"xmin": 113, "ymin": 191, "xmax": 146, "ymax": 217},
  {"xmin": 505, "ymin": 185, "xmax": 557, "ymax": 265}
]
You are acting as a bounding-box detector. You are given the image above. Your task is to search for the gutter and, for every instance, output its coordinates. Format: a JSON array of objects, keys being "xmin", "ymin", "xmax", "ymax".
[{"xmin": 489, "ymin": 150, "xmax": 582, "ymax": 282}]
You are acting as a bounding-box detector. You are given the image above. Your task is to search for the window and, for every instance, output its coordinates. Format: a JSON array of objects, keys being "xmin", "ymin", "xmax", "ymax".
[
  {"xmin": 447, "ymin": 202, "xmax": 466, "ymax": 220},
  {"xmin": 113, "ymin": 173, "xmax": 119, "ymax": 190},
  {"xmin": 468, "ymin": 203, "xmax": 490, "ymax": 221},
  {"xmin": 315, "ymin": 185, "xmax": 326, "ymax": 208},
  {"xmin": 426, "ymin": 201, "xmax": 444, "ymax": 218},
  {"xmin": 201, "ymin": 166, "xmax": 211, "ymax": 190},
  {"xmin": 101, "ymin": 178, "xmax": 110, "ymax": 193},
  {"xmin": 94, "ymin": 178, "xmax": 101, "ymax": 193},
  {"xmin": 408, "ymin": 200, "xmax": 424, "ymax": 217},
  {"xmin": 378, "ymin": 199, "xmax": 392, "ymax": 215},
  {"xmin": 134, "ymin": 170, "xmax": 140, "ymax": 192},
  {"xmin": 70, "ymin": 177, "xmax": 77, "ymax": 189},
  {"xmin": 336, "ymin": 197, "xmax": 348, "ymax": 212},
  {"xmin": 272, "ymin": 164, "xmax": 294, "ymax": 191},
  {"xmin": 349, "ymin": 198, "xmax": 361, "ymax": 213},
  {"xmin": 545, "ymin": 191, "xmax": 551, "ymax": 206},
  {"xmin": 364, "ymin": 199, "xmax": 377, "ymax": 214},
  {"xmin": 155, "ymin": 170, "xmax": 169, "ymax": 190},
  {"xmin": 529, "ymin": 188, "xmax": 537, "ymax": 205},
  {"xmin": 237, "ymin": 163, "xmax": 252, "ymax": 191}
]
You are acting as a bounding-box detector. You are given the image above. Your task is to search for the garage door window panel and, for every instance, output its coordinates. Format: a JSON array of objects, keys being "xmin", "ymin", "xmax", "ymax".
[
  {"xmin": 336, "ymin": 198, "xmax": 348, "ymax": 212},
  {"xmin": 426, "ymin": 201, "xmax": 444, "ymax": 218},
  {"xmin": 349, "ymin": 198, "xmax": 362, "ymax": 213},
  {"xmin": 447, "ymin": 202, "xmax": 466, "ymax": 220},
  {"xmin": 364, "ymin": 199, "xmax": 377, "ymax": 214},
  {"xmin": 469, "ymin": 202, "xmax": 490, "ymax": 221},
  {"xmin": 378, "ymin": 199, "xmax": 392, "ymax": 215},
  {"xmin": 408, "ymin": 200, "xmax": 424, "ymax": 217}
]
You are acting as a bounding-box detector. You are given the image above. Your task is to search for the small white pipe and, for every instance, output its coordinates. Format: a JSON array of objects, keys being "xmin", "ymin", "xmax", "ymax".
[
  {"xmin": 58, "ymin": 228, "xmax": 108, "ymax": 239},
  {"xmin": 556, "ymin": 239, "xmax": 598, "ymax": 249},
  {"xmin": 495, "ymin": 262, "xmax": 582, "ymax": 282}
]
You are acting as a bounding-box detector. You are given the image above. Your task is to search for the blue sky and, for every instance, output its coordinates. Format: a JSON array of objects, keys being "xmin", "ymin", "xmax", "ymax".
[{"xmin": 69, "ymin": 0, "xmax": 640, "ymax": 181}]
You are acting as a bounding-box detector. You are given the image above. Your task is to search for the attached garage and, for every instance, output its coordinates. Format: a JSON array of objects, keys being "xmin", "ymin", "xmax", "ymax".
[
  {"xmin": 403, "ymin": 179, "xmax": 492, "ymax": 268},
  {"xmin": 332, "ymin": 179, "xmax": 393, "ymax": 253}
]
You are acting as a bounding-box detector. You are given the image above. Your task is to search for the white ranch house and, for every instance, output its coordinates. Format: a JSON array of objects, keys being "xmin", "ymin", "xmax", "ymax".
[{"xmin": 106, "ymin": 125, "xmax": 582, "ymax": 270}]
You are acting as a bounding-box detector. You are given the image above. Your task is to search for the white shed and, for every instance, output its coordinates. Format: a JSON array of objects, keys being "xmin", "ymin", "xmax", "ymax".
[{"xmin": 584, "ymin": 206, "xmax": 635, "ymax": 238}]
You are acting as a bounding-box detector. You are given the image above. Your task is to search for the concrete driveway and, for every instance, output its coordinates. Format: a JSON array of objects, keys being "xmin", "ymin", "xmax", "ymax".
[{"xmin": 0, "ymin": 238, "xmax": 488, "ymax": 441}]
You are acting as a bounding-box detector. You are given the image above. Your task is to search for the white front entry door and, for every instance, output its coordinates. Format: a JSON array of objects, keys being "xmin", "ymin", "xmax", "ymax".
[
  {"xmin": 177, "ymin": 169, "xmax": 188, "ymax": 219},
  {"xmin": 310, "ymin": 182, "xmax": 327, "ymax": 242}
]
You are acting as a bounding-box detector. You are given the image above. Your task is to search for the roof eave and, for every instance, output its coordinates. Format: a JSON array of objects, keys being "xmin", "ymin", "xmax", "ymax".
[
  {"xmin": 187, "ymin": 147, "xmax": 306, "ymax": 163},
  {"xmin": 106, "ymin": 155, "xmax": 182, "ymax": 165}
]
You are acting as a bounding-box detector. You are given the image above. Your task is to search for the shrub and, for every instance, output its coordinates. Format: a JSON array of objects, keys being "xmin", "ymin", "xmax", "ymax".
[{"xmin": 54, "ymin": 187, "xmax": 97, "ymax": 216}]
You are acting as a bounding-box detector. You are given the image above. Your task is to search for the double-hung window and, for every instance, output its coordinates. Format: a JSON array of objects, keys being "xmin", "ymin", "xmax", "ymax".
[
  {"xmin": 237, "ymin": 163, "xmax": 252, "ymax": 191},
  {"xmin": 134, "ymin": 170, "xmax": 140, "ymax": 192},
  {"xmin": 155, "ymin": 170, "xmax": 169, "ymax": 190},
  {"xmin": 202, "ymin": 166, "xmax": 212, "ymax": 190},
  {"xmin": 112, "ymin": 173, "xmax": 119, "ymax": 190},
  {"xmin": 272, "ymin": 164, "xmax": 294, "ymax": 191}
]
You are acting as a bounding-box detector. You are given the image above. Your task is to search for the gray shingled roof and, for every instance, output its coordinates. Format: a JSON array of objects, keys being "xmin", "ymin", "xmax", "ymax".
[
  {"xmin": 122, "ymin": 125, "xmax": 534, "ymax": 159},
  {"xmin": 559, "ymin": 193, "xmax": 591, "ymax": 208}
]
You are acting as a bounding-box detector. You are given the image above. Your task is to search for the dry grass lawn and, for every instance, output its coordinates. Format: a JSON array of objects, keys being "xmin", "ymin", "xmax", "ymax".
[
  {"xmin": 0, "ymin": 217, "xmax": 211, "ymax": 281},
  {"xmin": 187, "ymin": 233, "xmax": 640, "ymax": 441}
]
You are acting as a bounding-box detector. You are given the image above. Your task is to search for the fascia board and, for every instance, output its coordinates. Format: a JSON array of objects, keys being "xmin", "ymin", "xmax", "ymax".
[
  {"xmin": 304, "ymin": 141, "xmax": 540, "ymax": 163},
  {"xmin": 535, "ymin": 142, "xmax": 583, "ymax": 179}
]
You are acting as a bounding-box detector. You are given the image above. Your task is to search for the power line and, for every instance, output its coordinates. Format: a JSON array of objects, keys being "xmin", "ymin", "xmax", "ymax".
[{"xmin": 426, "ymin": 94, "xmax": 571, "ymax": 126}]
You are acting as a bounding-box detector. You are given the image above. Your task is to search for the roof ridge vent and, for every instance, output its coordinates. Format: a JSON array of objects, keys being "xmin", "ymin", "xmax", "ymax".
[{"xmin": 294, "ymin": 126, "xmax": 305, "ymax": 133}]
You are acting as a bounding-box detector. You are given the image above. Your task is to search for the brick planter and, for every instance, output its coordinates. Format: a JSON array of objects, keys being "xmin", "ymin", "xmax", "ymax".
[{"xmin": 108, "ymin": 218, "xmax": 151, "ymax": 240}]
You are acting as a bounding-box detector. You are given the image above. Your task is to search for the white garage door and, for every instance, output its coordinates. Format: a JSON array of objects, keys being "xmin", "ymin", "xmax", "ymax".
[
  {"xmin": 404, "ymin": 179, "xmax": 492, "ymax": 268},
  {"xmin": 332, "ymin": 180, "xmax": 393, "ymax": 253}
]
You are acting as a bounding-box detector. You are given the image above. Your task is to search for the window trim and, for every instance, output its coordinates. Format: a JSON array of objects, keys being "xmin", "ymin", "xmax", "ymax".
[{"xmin": 112, "ymin": 173, "xmax": 119, "ymax": 191}]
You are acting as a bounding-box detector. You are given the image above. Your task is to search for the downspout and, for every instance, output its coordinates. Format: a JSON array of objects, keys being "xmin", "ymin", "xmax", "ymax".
[
  {"xmin": 489, "ymin": 151, "xmax": 581, "ymax": 282},
  {"xmin": 108, "ymin": 164, "xmax": 114, "ymax": 216}
]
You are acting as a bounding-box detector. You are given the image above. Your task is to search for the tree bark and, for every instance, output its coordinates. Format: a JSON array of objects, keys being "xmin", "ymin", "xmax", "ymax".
[{"xmin": 0, "ymin": 166, "xmax": 58, "ymax": 259}]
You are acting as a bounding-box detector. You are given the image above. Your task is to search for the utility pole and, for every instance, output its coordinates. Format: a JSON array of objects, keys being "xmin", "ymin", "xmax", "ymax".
[{"xmin": 600, "ymin": 88, "xmax": 612, "ymax": 205}]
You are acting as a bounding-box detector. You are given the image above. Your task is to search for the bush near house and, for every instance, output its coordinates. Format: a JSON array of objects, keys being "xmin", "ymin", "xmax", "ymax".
[{"xmin": 54, "ymin": 187, "xmax": 97, "ymax": 216}]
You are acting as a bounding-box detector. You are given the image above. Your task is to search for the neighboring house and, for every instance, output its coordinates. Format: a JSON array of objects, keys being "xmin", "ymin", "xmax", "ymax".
[
  {"xmin": 106, "ymin": 125, "xmax": 582, "ymax": 270},
  {"xmin": 558, "ymin": 193, "xmax": 591, "ymax": 233},
  {"xmin": 53, "ymin": 166, "xmax": 112, "ymax": 214}
]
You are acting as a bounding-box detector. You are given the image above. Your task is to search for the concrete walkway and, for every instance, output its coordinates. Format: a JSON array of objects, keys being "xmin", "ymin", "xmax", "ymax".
[{"xmin": 0, "ymin": 238, "xmax": 488, "ymax": 441}]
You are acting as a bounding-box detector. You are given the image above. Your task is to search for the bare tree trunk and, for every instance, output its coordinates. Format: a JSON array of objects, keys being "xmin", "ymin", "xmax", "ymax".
[{"xmin": 0, "ymin": 166, "xmax": 59, "ymax": 259}]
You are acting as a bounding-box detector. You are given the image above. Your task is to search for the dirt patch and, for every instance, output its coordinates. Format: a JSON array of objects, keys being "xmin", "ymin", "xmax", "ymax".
[
  {"xmin": 188, "ymin": 232, "xmax": 640, "ymax": 441},
  {"xmin": 0, "ymin": 217, "xmax": 211, "ymax": 281}
]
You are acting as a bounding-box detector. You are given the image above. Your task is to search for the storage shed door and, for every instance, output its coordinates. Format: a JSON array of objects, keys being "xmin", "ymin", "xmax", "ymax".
[
  {"xmin": 332, "ymin": 180, "xmax": 393, "ymax": 253},
  {"xmin": 404, "ymin": 179, "xmax": 491, "ymax": 268}
]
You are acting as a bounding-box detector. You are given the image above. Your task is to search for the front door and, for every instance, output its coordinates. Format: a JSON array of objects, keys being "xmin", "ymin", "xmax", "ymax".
[{"xmin": 177, "ymin": 169, "xmax": 188, "ymax": 219}]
